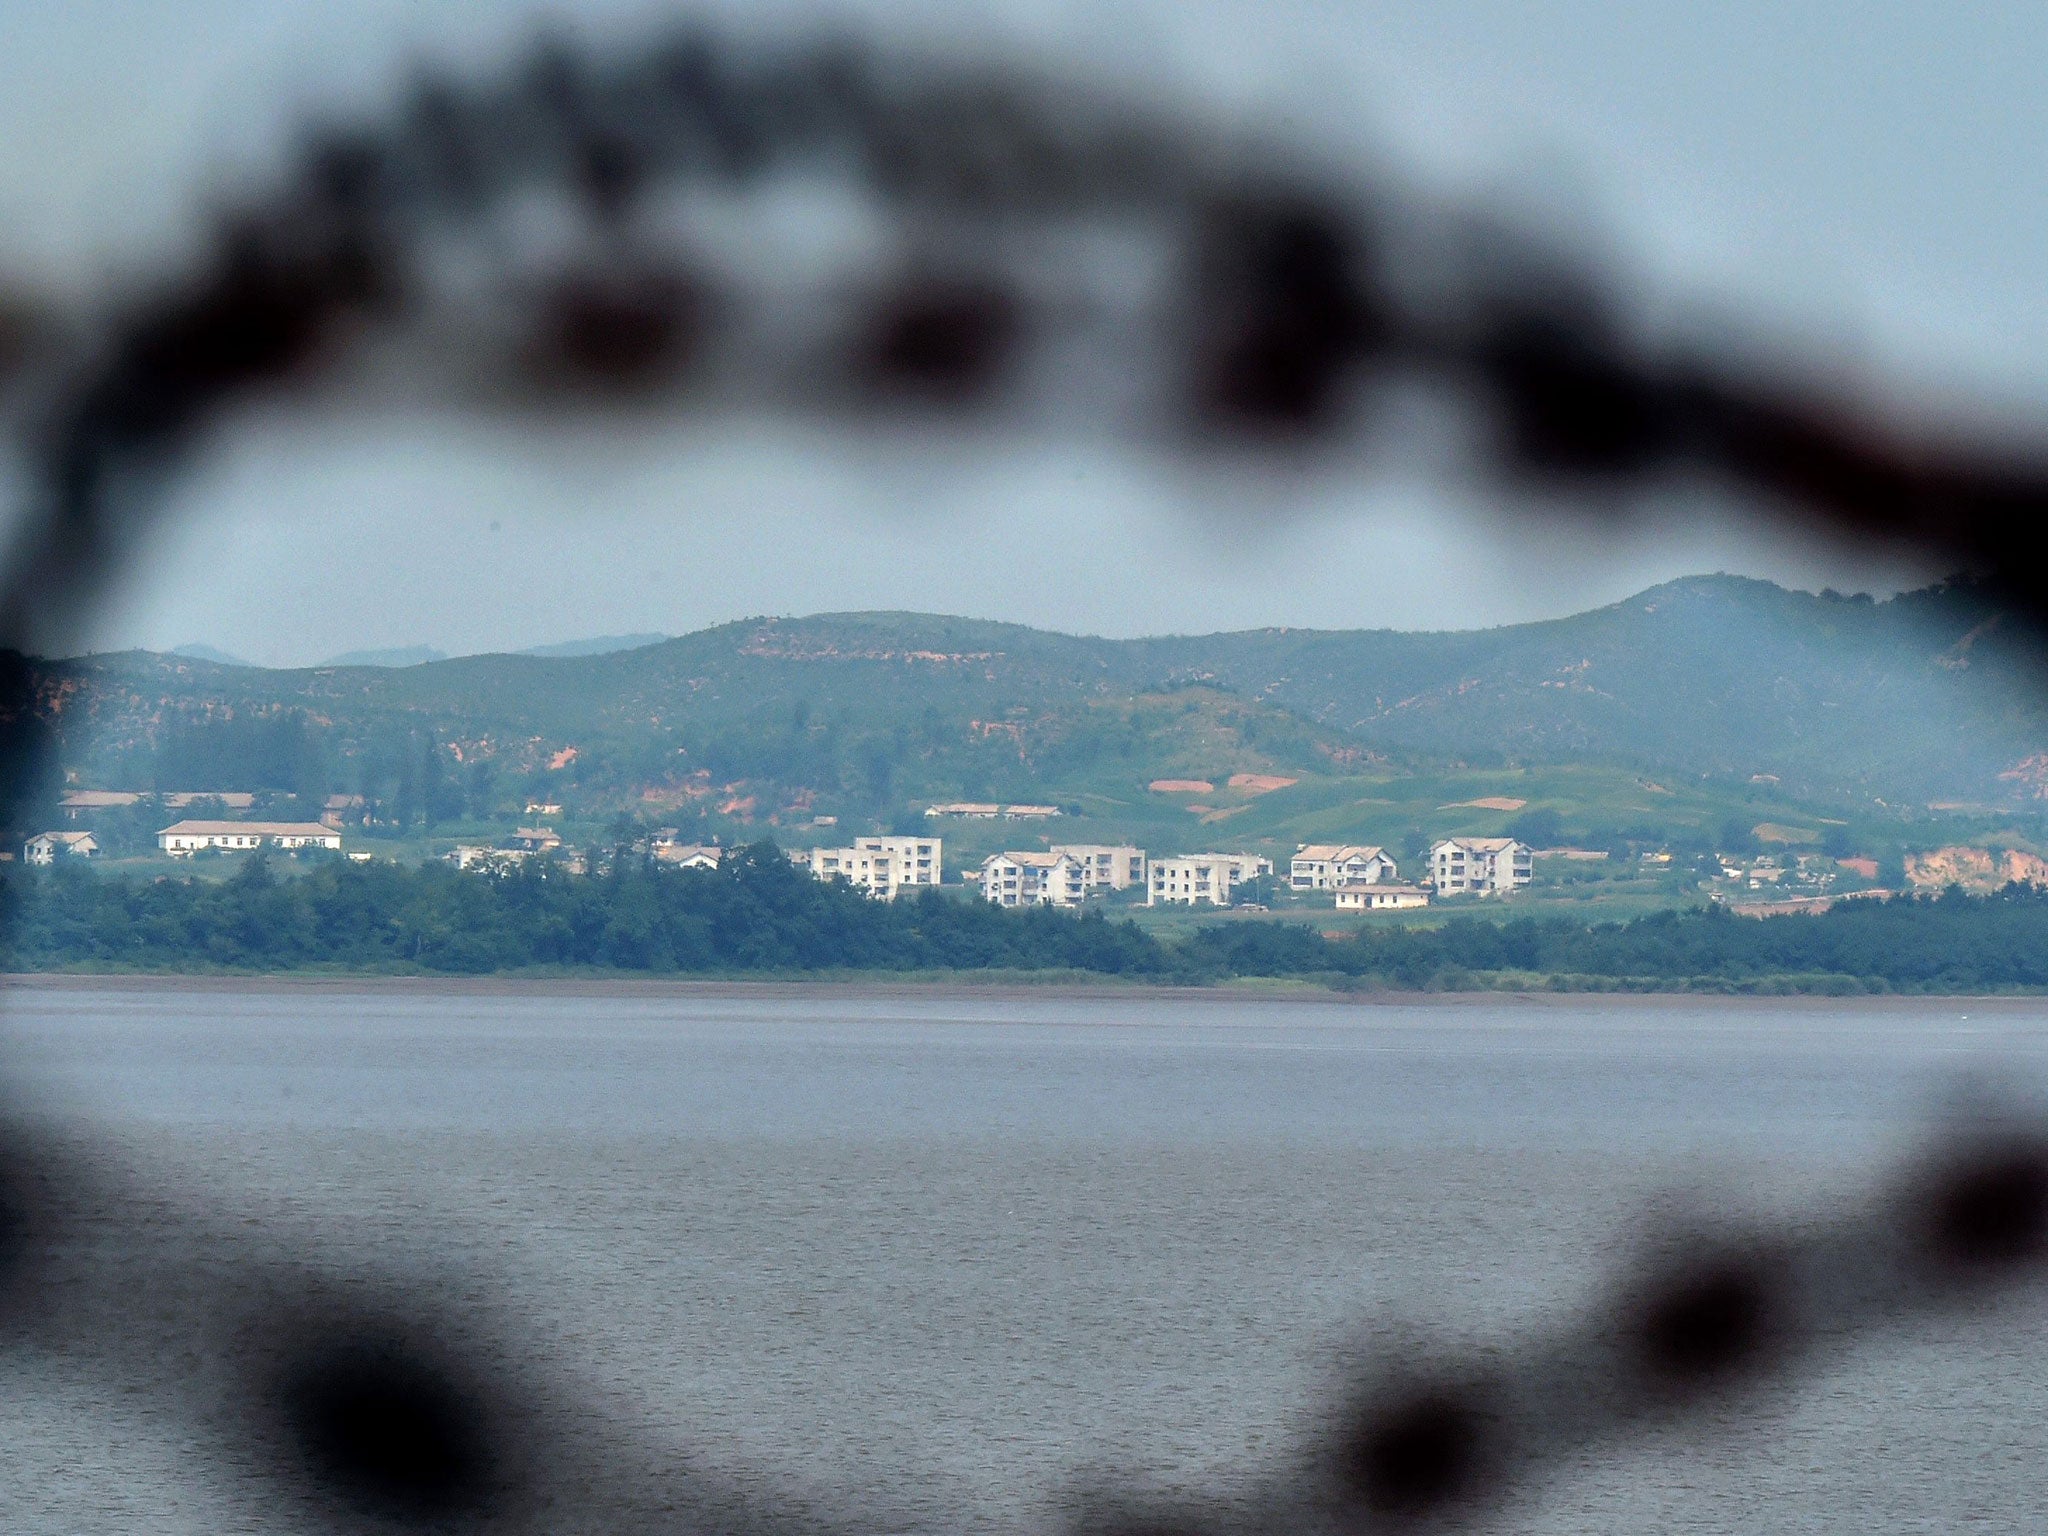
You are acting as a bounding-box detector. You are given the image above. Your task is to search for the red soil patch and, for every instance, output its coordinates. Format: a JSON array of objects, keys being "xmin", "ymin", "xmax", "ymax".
[{"xmin": 1227, "ymin": 773, "xmax": 1299, "ymax": 794}]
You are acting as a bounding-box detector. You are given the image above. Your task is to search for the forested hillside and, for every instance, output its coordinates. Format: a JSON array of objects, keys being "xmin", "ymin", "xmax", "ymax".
[
  {"xmin": 10, "ymin": 846, "xmax": 2048, "ymax": 993},
  {"xmin": 8, "ymin": 576, "xmax": 2047, "ymax": 844}
]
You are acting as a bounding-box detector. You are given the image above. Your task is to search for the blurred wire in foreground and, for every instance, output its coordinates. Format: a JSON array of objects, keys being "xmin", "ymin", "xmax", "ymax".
[{"xmin": 5, "ymin": 16, "xmax": 2048, "ymax": 1534}]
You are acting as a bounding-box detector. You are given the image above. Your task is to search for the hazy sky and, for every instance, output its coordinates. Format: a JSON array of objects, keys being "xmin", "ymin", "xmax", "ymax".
[{"xmin": 6, "ymin": 2, "xmax": 2043, "ymax": 664}]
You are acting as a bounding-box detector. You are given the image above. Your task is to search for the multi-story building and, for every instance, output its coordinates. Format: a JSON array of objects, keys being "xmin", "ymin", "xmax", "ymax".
[
  {"xmin": 853, "ymin": 836, "xmax": 942, "ymax": 889},
  {"xmin": 1147, "ymin": 853, "xmax": 1266, "ymax": 907},
  {"xmin": 980, "ymin": 851, "xmax": 1086, "ymax": 908},
  {"xmin": 799, "ymin": 837, "xmax": 942, "ymax": 899},
  {"xmin": 1047, "ymin": 844, "xmax": 1148, "ymax": 891},
  {"xmin": 1429, "ymin": 837, "xmax": 1533, "ymax": 896},
  {"xmin": 1216, "ymin": 852, "xmax": 1273, "ymax": 884},
  {"xmin": 801, "ymin": 845, "xmax": 899, "ymax": 898},
  {"xmin": 1290, "ymin": 844, "xmax": 1398, "ymax": 891}
]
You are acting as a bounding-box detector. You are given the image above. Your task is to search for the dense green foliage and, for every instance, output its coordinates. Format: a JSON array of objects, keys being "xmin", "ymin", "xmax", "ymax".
[
  {"xmin": 151, "ymin": 710, "xmax": 329, "ymax": 796},
  {"xmin": 7, "ymin": 847, "xmax": 2048, "ymax": 992}
]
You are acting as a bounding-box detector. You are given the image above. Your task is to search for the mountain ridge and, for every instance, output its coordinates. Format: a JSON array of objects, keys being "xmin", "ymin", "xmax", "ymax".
[{"xmin": 17, "ymin": 576, "xmax": 2048, "ymax": 834}]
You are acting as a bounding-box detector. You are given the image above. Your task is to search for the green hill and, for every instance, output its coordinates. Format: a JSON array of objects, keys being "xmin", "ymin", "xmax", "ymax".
[{"xmin": 12, "ymin": 576, "xmax": 2048, "ymax": 859}]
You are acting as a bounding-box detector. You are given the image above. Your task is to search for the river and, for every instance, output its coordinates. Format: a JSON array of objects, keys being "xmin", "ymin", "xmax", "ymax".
[{"xmin": 1, "ymin": 981, "xmax": 2043, "ymax": 1533}]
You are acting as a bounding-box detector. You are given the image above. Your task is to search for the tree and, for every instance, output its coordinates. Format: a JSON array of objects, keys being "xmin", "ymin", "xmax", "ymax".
[
  {"xmin": 465, "ymin": 757, "xmax": 499, "ymax": 821},
  {"xmin": 1717, "ymin": 817, "xmax": 1762, "ymax": 857},
  {"xmin": 421, "ymin": 733, "xmax": 466, "ymax": 826},
  {"xmin": 391, "ymin": 745, "xmax": 418, "ymax": 831}
]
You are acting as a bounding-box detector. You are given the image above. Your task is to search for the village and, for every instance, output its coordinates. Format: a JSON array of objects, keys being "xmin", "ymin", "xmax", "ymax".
[
  {"xmin": 16, "ymin": 787, "xmax": 1540, "ymax": 910},
  {"xmin": 20, "ymin": 786, "xmax": 2028, "ymax": 918},
  {"xmin": 446, "ymin": 830, "xmax": 1538, "ymax": 908}
]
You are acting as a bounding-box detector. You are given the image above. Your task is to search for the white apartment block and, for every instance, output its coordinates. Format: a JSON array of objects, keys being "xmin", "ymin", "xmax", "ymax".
[
  {"xmin": 157, "ymin": 821, "xmax": 343, "ymax": 855},
  {"xmin": 799, "ymin": 836, "xmax": 941, "ymax": 900},
  {"xmin": 1334, "ymin": 884, "xmax": 1430, "ymax": 911},
  {"xmin": 853, "ymin": 836, "xmax": 942, "ymax": 889},
  {"xmin": 980, "ymin": 851, "xmax": 1086, "ymax": 908},
  {"xmin": 1290, "ymin": 844, "xmax": 1398, "ymax": 891},
  {"xmin": 1430, "ymin": 837, "xmax": 1533, "ymax": 896},
  {"xmin": 1048, "ymin": 844, "xmax": 1147, "ymax": 891},
  {"xmin": 801, "ymin": 845, "xmax": 900, "ymax": 898},
  {"xmin": 1147, "ymin": 852, "xmax": 1266, "ymax": 907}
]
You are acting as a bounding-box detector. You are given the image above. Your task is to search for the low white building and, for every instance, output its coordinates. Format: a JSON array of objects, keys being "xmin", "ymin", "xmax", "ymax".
[
  {"xmin": 1334, "ymin": 883, "xmax": 1430, "ymax": 911},
  {"xmin": 980, "ymin": 851, "xmax": 1085, "ymax": 908},
  {"xmin": 24, "ymin": 830, "xmax": 98, "ymax": 865},
  {"xmin": 1048, "ymin": 844, "xmax": 1147, "ymax": 891},
  {"xmin": 157, "ymin": 821, "xmax": 342, "ymax": 856},
  {"xmin": 1147, "ymin": 852, "xmax": 1266, "ymax": 907},
  {"xmin": 1430, "ymin": 837, "xmax": 1532, "ymax": 896},
  {"xmin": 1291, "ymin": 844, "xmax": 1398, "ymax": 891},
  {"xmin": 924, "ymin": 803, "xmax": 999, "ymax": 818}
]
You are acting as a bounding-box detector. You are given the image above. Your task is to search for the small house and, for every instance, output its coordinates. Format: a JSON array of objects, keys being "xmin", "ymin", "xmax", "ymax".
[{"xmin": 24, "ymin": 830, "xmax": 99, "ymax": 865}]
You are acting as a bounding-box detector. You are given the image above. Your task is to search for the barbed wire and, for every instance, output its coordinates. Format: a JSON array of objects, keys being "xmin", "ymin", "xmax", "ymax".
[{"xmin": 5, "ymin": 17, "xmax": 2048, "ymax": 1534}]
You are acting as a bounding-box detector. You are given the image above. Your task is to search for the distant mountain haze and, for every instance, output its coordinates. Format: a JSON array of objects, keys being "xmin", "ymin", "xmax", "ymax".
[
  {"xmin": 179, "ymin": 635, "xmax": 672, "ymax": 668},
  {"xmin": 515, "ymin": 634, "xmax": 669, "ymax": 659},
  {"xmin": 169, "ymin": 643, "xmax": 253, "ymax": 668},
  {"xmin": 25, "ymin": 577, "xmax": 2048, "ymax": 815},
  {"xmin": 317, "ymin": 645, "xmax": 449, "ymax": 669}
]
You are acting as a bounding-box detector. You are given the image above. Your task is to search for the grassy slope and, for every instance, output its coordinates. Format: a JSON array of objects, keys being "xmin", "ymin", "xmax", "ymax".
[{"xmin": 23, "ymin": 577, "xmax": 2048, "ymax": 862}]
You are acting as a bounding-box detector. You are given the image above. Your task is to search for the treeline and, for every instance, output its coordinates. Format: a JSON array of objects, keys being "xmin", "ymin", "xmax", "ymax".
[{"xmin": 6, "ymin": 845, "xmax": 2048, "ymax": 991}]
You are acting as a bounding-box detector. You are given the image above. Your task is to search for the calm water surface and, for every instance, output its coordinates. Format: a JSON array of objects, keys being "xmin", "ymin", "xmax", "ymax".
[{"xmin": 2, "ymin": 983, "xmax": 2046, "ymax": 1534}]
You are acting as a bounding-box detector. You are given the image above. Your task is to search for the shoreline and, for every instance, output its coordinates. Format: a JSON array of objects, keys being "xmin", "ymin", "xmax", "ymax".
[{"xmin": 6, "ymin": 971, "xmax": 2047, "ymax": 1012}]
